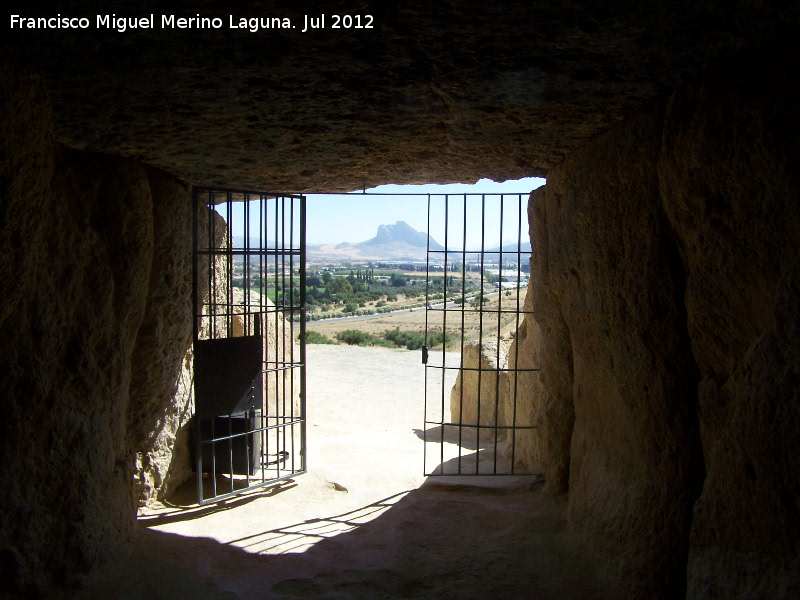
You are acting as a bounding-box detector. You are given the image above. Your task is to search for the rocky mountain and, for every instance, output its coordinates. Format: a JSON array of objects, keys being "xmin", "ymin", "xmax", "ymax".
[
  {"xmin": 308, "ymin": 222, "xmax": 442, "ymax": 261},
  {"xmin": 361, "ymin": 221, "xmax": 444, "ymax": 251}
]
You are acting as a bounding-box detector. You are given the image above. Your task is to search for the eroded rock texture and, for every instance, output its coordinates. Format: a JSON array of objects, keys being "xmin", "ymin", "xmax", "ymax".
[
  {"xmin": 529, "ymin": 105, "xmax": 703, "ymax": 598},
  {"xmin": 133, "ymin": 207, "xmax": 225, "ymax": 505},
  {"xmin": 450, "ymin": 339, "xmax": 508, "ymax": 428},
  {"xmin": 1, "ymin": 65, "xmax": 151, "ymax": 593},
  {"xmin": 0, "ymin": 62, "xmax": 196, "ymax": 593},
  {"xmin": 499, "ymin": 287, "xmax": 572, "ymax": 490},
  {"xmin": 659, "ymin": 61, "xmax": 800, "ymax": 599},
  {"xmin": 9, "ymin": 1, "xmax": 797, "ymax": 191},
  {"xmin": 516, "ymin": 55, "xmax": 800, "ymax": 597}
]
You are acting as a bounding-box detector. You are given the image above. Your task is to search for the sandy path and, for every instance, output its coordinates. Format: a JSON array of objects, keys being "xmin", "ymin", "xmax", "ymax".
[{"xmin": 56, "ymin": 345, "xmax": 617, "ymax": 600}]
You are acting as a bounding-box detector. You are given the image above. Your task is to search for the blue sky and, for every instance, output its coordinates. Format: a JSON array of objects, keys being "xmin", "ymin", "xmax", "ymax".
[{"xmin": 306, "ymin": 177, "xmax": 545, "ymax": 247}]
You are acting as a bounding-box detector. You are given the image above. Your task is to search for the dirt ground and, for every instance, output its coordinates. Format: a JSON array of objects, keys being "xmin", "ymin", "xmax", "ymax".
[{"xmin": 55, "ymin": 345, "xmax": 618, "ymax": 600}]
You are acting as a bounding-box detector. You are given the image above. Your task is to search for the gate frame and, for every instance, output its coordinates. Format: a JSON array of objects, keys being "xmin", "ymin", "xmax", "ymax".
[
  {"xmin": 421, "ymin": 191, "xmax": 540, "ymax": 477},
  {"xmin": 192, "ymin": 187, "xmax": 307, "ymax": 505}
]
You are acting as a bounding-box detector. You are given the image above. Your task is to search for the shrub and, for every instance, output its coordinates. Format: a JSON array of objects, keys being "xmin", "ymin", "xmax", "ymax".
[
  {"xmin": 306, "ymin": 331, "xmax": 336, "ymax": 344},
  {"xmin": 383, "ymin": 327, "xmax": 425, "ymax": 350},
  {"xmin": 427, "ymin": 331, "xmax": 455, "ymax": 348},
  {"xmin": 336, "ymin": 330, "xmax": 377, "ymax": 346}
]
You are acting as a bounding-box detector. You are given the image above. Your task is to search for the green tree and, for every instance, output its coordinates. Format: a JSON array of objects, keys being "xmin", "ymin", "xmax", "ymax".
[
  {"xmin": 390, "ymin": 273, "xmax": 406, "ymax": 287},
  {"xmin": 328, "ymin": 276, "xmax": 352, "ymax": 296}
]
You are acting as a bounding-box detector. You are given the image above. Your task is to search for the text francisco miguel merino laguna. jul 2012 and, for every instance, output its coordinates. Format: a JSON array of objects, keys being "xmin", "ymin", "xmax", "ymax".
[{"xmin": 9, "ymin": 13, "xmax": 375, "ymax": 34}]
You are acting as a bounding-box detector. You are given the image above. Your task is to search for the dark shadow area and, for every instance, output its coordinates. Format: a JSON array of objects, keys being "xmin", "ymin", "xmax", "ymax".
[
  {"xmin": 137, "ymin": 480, "xmax": 298, "ymax": 527},
  {"xmin": 66, "ymin": 480, "xmax": 617, "ymax": 600},
  {"xmin": 414, "ymin": 425, "xmax": 502, "ymax": 450},
  {"xmin": 417, "ymin": 425, "xmax": 542, "ymax": 477}
]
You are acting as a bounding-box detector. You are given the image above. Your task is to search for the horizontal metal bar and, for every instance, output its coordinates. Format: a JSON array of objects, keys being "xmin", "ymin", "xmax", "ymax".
[
  {"xmin": 194, "ymin": 249, "xmax": 302, "ymax": 256},
  {"xmin": 198, "ymin": 470, "xmax": 306, "ymax": 506},
  {"xmin": 424, "ymin": 365, "xmax": 541, "ymax": 373},
  {"xmin": 423, "ymin": 421, "xmax": 538, "ymax": 430},
  {"xmin": 198, "ymin": 418, "xmax": 304, "ymax": 444},
  {"xmin": 424, "ymin": 471, "xmax": 543, "ymax": 477},
  {"xmin": 194, "ymin": 186, "xmax": 304, "ymax": 199}
]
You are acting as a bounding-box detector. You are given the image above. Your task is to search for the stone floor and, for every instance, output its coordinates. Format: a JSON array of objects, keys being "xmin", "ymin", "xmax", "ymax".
[{"xmin": 53, "ymin": 345, "xmax": 618, "ymax": 599}]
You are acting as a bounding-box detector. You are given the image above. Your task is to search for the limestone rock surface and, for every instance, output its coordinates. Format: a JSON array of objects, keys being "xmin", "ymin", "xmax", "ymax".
[
  {"xmin": 509, "ymin": 55, "xmax": 800, "ymax": 598},
  {"xmin": 133, "ymin": 207, "xmax": 228, "ymax": 505},
  {"xmin": 658, "ymin": 61, "xmax": 800, "ymax": 598},
  {"xmin": 499, "ymin": 287, "xmax": 569, "ymax": 487},
  {"xmin": 1, "ymin": 64, "xmax": 155, "ymax": 593},
  {"xmin": 10, "ymin": 2, "xmax": 796, "ymax": 191},
  {"xmin": 450, "ymin": 340, "xmax": 509, "ymax": 429},
  {"xmin": 527, "ymin": 106, "xmax": 704, "ymax": 597}
]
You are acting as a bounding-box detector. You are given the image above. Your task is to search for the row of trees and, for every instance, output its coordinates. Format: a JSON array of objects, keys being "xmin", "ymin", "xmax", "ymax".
[{"xmin": 304, "ymin": 271, "xmax": 450, "ymax": 310}]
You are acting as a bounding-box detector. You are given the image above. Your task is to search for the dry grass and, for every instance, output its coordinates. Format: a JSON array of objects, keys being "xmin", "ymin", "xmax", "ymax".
[{"xmin": 305, "ymin": 288, "xmax": 526, "ymax": 347}]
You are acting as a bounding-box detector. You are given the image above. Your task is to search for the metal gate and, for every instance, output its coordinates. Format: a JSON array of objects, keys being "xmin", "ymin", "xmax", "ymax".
[
  {"xmin": 192, "ymin": 188, "xmax": 306, "ymax": 504},
  {"xmin": 422, "ymin": 193, "xmax": 539, "ymax": 476}
]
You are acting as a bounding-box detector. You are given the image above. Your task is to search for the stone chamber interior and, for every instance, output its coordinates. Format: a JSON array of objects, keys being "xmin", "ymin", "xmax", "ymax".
[{"xmin": 1, "ymin": 1, "xmax": 799, "ymax": 598}]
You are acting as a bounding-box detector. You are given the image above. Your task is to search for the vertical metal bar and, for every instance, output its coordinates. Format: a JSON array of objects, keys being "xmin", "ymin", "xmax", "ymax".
[
  {"xmin": 280, "ymin": 196, "xmax": 287, "ymax": 473},
  {"xmin": 226, "ymin": 193, "xmax": 233, "ymax": 338},
  {"xmin": 299, "ymin": 194, "xmax": 307, "ymax": 473},
  {"xmin": 244, "ymin": 194, "xmax": 250, "ymax": 335},
  {"xmin": 424, "ymin": 194, "xmax": 430, "ymax": 474},
  {"xmin": 441, "ymin": 195, "xmax": 449, "ymax": 368},
  {"xmin": 274, "ymin": 194, "xmax": 280, "ymax": 480},
  {"xmin": 476, "ymin": 193, "xmax": 486, "ymax": 474},
  {"xmin": 228, "ymin": 415, "xmax": 234, "ymax": 494},
  {"xmin": 192, "ymin": 190, "xmax": 203, "ymax": 505},
  {"xmin": 208, "ymin": 193, "xmax": 216, "ymax": 339},
  {"xmin": 424, "ymin": 195, "xmax": 431, "ymax": 345},
  {"xmin": 457, "ymin": 193, "xmax": 467, "ymax": 475},
  {"xmin": 211, "ymin": 418, "xmax": 217, "ymax": 499},
  {"xmin": 510, "ymin": 193, "xmax": 524, "ymax": 473},
  {"xmin": 493, "ymin": 194, "xmax": 504, "ymax": 474},
  {"xmin": 289, "ymin": 196, "xmax": 296, "ymax": 474},
  {"xmin": 260, "ymin": 195, "xmax": 267, "ymax": 483}
]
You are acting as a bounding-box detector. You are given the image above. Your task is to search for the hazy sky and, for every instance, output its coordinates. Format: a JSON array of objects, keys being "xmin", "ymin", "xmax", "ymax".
[{"xmin": 306, "ymin": 177, "xmax": 545, "ymax": 247}]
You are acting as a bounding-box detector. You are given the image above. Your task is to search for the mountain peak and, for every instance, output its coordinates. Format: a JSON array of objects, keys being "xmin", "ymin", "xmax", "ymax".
[{"xmin": 362, "ymin": 221, "xmax": 443, "ymax": 250}]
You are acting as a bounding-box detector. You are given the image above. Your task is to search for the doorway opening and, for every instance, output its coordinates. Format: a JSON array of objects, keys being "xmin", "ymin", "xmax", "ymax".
[
  {"xmin": 192, "ymin": 188, "xmax": 306, "ymax": 505},
  {"xmin": 303, "ymin": 180, "xmax": 543, "ymax": 478}
]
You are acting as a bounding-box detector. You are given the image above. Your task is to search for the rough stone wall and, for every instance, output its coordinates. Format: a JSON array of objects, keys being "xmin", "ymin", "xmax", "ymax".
[
  {"xmin": 127, "ymin": 170, "xmax": 193, "ymax": 452},
  {"xmin": 133, "ymin": 207, "xmax": 226, "ymax": 505},
  {"xmin": 518, "ymin": 58, "xmax": 800, "ymax": 597},
  {"xmin": 450, "ymin": 339, "xmax": 509, "ymax": 428},
  {"xmin": 0, "ymin": 62, "xmax": 199, "ymax": 594},
  {"xmin": 498, "ymin": 287, "xmax": 572, "ymax": 488},
  {"xmin": 0, "ymin": 62, "xmax": 152, "ymax": 593},
  {"xmin": 128, "ymin": 172, "xmax": 194, "ymax": 504},
  {"xmin": 530, "ymin": 105, "xmax": 703, "ymax": 598},
  {"xmin": 658, "ymin": 62, "xmax": 800, "ymax": 598}
]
